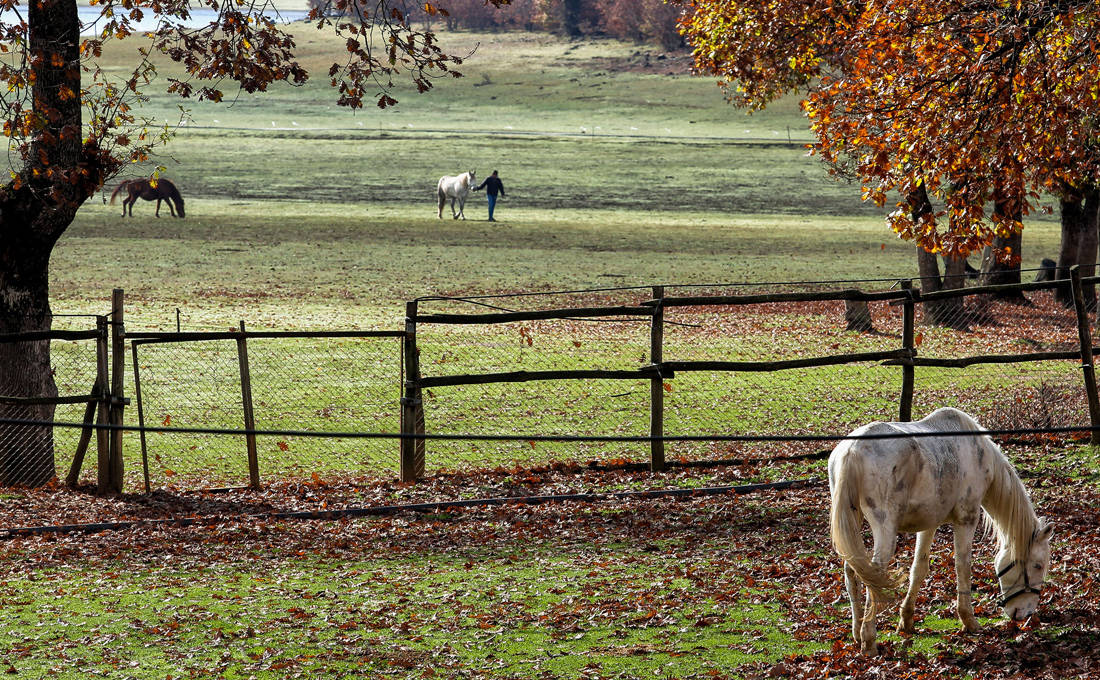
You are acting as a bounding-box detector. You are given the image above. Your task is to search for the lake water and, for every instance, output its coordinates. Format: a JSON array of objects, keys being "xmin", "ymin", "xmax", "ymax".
[
  {"xmin": 85, "ymin": 6, "xmax": 311, "ymax": 33},
  {"xmin": 4, "ymin": 6, "xmax": 311, "ymax": 34}
]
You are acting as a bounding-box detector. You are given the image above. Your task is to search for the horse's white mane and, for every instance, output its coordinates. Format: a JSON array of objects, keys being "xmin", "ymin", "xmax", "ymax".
[{"xmin": 981, "ymin": 447, "xmax": 1041, "ymax": 558}]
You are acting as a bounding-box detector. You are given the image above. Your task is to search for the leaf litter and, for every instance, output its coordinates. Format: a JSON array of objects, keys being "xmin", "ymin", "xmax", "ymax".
[{"xmin": 0, "ymin": 446, "xmax": 1096, "ymax": 678}]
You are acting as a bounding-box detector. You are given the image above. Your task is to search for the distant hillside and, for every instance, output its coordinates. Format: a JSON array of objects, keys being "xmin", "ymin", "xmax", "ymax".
[{"xmin": 307, "ymin": 0, "xmax": 684, "ymax": 49}]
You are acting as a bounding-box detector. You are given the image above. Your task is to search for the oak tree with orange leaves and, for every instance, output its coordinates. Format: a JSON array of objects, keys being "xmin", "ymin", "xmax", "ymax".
[
  {"xmin": 0, "ymin": 0, "xmax": 505, "ymax": 487},
  {"xmin": 679, "ymin": 0, "xmax": 1100, "ymax": 313}
]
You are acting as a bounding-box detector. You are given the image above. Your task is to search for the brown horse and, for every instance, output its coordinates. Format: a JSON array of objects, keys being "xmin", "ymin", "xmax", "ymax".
[{"xmin": 109, "ymin": 178, "xmax": 186, "ymax": 218}]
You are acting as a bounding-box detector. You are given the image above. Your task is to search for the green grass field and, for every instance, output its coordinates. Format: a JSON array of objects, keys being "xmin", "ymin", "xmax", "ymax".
[
  {"xmin": 4, "ymin": 24, "xmax": 1096, "ymax": 680},
  {"xmin": 46, "ymin": 20, "xmax": 1087, "ymax": 496},
  {"xmin": 57, "ymin": 25, "xmax": 1064, "ymax": 329}
]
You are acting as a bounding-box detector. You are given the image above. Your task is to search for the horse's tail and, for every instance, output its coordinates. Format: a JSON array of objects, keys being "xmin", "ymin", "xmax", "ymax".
[
  {"xmin": 108, "ymin": 181, "xmax": 128, "ymax": 205},
  {"xmin": 829, "ymin": 444, "xmax": 901, "ymax": 604}
]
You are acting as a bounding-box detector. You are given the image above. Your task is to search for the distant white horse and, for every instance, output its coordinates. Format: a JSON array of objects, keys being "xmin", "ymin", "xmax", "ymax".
[
  {"xmin": 437, "ymin": 170, "xmax": 476, "ymax": 220},
  {"xmin": 829, "ymin": 407, "xmax": 1053, "ymax": 655}
]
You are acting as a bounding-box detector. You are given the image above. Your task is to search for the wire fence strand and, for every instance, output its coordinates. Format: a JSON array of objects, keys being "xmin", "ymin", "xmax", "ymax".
[{"xmin": 1, "ymin": 275, "xmax": 1097, "ymax": 492}]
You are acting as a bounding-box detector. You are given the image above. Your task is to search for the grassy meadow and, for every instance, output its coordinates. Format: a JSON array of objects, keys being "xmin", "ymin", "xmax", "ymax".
[
  {"xmin": 57, "ymin": 25, "xmax": 1065, "ymax": 329},
  {"xmin": 3, "ymin": 23, "xmax": 1096, "ymax": 680}
]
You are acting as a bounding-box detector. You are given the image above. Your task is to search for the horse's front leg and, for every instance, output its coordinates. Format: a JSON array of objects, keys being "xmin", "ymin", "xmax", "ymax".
[
  {"xmin": 457, "ymin": 197, "xmax": 466, "ymax": 220},
  {"xmin": 843, "ymin": 562, "xmax": 864, "ymax": 644},
  {"xmin": 860, "ymin": 522, "xmax": 898, "ymax": 655},
  {"xmin": 898, "ymin": 529, "xmax": 934, "ymax": 634},
  {"xmin": 953, "ymin": 521, "xmax": 980, "ymax": 633},
  {"xmin": 450, "ymin": 197, "xmax": 459, "ymax": 219}
]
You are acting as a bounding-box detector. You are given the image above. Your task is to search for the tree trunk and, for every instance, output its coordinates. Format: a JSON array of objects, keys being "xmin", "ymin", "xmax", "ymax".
[
  {"xmin": 1056, "ymin": 190, "xmax": 1087, "ymax": 306},
  {"xmin": 939, "ymin": 254, "xmax": 970, "ymax": 329},
  {"xmin": 979, "ymin": 198, "xmax": 1027, "ymax": 303},
  {"xmin": 561, "ymin": 0, "xmax": 583, "ymax": 36},
  {"xmin": 0, "ymin": 0, "xmax": 93, "ymax": 487},
  {"xmin": 909, "ymin": 185, "xmax": 967, "ymax": 327},
  {"xmin": 917, "ymin": 246, "xmax": 943, "ymax": 294},
  {"xmin": 0, "ymin": 196, "xmax": 64, "ymax": 487},
  {"xmin": 1080, "ymin": 187, "xmax": 1100, "ymax": 310}
]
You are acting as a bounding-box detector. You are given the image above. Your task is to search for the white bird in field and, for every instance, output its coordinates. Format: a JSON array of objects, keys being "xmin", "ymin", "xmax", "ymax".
[{"xmin": 292, "ymin": 121, "xmax": 299, "ymax": 126}]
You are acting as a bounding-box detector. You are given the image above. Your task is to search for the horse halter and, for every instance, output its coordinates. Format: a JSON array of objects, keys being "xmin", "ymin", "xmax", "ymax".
[{"xmin": 996, "ymin": 558, "xmax": 1042, "ymax": 608}]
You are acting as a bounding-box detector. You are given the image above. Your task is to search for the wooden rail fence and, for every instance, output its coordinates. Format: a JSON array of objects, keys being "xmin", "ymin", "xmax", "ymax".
[
  {"xmin": 401, "ymin": 268, "xmax": 1100, "ymax": 480},
  {"xmin": 6, "ymin": 271, "xmax": 1100, "ymax": 491}
]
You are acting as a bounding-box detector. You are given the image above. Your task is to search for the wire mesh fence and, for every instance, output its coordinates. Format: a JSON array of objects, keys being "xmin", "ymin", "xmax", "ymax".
[
  {"xmin": 910, "ymin": 286, "xmax": 1089, "ymax": 433},
  {"xmin": 130, "ymin": 332, "xmax": 403, "ymax": 489},
  {"xmin": 1, "ymin": 274, "xmax": 1097, "ymax": 494},
  {"xmin": 411, "ymin": 277, "xmax": 1097, "ymax": 473},
  {"xmin": 131, "ymin": 338, "xmax": 248, "ymax": 488},
  {"xmin": 0, "ymin": 330, "xmax": 103, "ymax": 488}
]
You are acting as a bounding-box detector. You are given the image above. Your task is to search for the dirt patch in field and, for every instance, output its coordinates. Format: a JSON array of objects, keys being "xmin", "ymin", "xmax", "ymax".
[{"xmin": 568, "ymin": 50, "xmax": 695, "ymax": 76}]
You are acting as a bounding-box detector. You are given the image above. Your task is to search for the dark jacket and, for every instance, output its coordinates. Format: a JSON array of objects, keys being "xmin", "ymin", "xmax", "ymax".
[{"xmin": 476, "ymin": 176, "xmax": 505, "ymax": 197}]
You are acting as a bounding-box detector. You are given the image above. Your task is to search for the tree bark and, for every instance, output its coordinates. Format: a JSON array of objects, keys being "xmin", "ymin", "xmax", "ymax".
[
  {"xmin": 1056, "ymin": 189, "xmax": 1088, "ymax": 306},
  {"xmin": 0, "ymin": 192, "xmax": 65, "ymax": 487},
  {"xmin": 979, "ymin": 198, "xmax": 1027, "ymax": 302},
  {"xmin": 916, "ymin": 246, "xmax": 943, "ymax": 294},
  {"xmin": 561, "ymin": 0, "xmax": 583, "ymax": 36},
  {"xmin": 909, "ymin": 185, "xmax": 967, "ymax": 327},
  {"xmin": 1080, "ymin": 187, "xmax": 1100, "ymax": 310},
  {"xmin": 0, "ymin": 0, "xmax": 97, "ymax": 487}
]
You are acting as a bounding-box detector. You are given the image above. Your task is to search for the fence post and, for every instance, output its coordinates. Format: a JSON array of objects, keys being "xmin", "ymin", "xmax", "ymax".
[
  {"xmin": 899, "ymin": 280, "xmax": 916, "ymax": 422},
  {"xmin": 1070, "ymin": 266, "xmax": 1100, "ymax": 445},
  {"xmin": 649, "ymin": 286, "xmax": 665, "ymax": 472},
  {"xmin": 236, "ymin": 321, "xmax": 261, "ymax": 489},
  {"xmin": 400, "ymin": 301, "xmax": 426, "ymax": 482},
  {"xmin": 108, "ymin": 289, "xmax": 125, "ymax": 493},
  {"xmin": 95, "ymin": 316, "xmax": 111, "ymax": 494},
  {"xmin": 65, "ymin": 376, "xmax": 99, "ymax": 488}
]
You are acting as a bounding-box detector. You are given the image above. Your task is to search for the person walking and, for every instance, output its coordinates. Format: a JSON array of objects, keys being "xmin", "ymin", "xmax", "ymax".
[{"xmin": 475, "ymin": 170, "xmax": 505, "ymax": 221}]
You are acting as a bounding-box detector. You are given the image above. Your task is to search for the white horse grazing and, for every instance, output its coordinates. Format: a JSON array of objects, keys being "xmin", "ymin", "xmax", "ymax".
[
  {"xmin": 437, "ymin": 170, "xmax": 476, "ymax": 220},
  {"xmin": 828, "ymin": 407, "xmax": 1053, "ymax": 655}
]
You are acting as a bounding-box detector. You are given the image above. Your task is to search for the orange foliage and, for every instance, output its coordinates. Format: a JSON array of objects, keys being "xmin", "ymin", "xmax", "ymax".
[{"xmin": 678, "ymin": 0, "xmax": 1100, "ymax": 257}]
